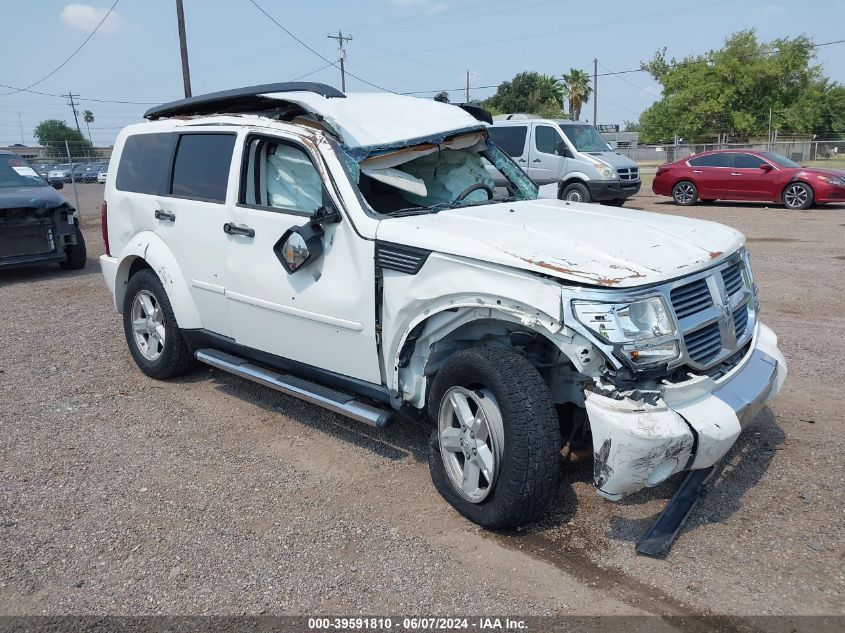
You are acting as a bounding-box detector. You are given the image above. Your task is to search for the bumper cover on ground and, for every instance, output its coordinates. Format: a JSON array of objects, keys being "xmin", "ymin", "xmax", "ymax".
[{"xmin": 585, "ymin": 323, "xmax": 787, "ymax": 500}]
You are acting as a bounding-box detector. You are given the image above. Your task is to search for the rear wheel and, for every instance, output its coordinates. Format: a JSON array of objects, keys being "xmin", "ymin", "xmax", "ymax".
[
  {"xmin": 427, "ymin": 347, "xmax": 561, "ymax": 530},
  {"xmin": 672, "ymin": 181, "xmax": 698, "ymax": 206},
  {"xmin": 123, "ymin": 268, "xmax": 196, "ymax": 379},
  {"xmin": 59, "ymin": 221, "xmax": 87, "ymax": 270},
  {"xmin": 560, "ymin": 182, "xmax": 591, "ymax": 203},
  {"xmin": 782, "ymin": 182, "xmax": 813, "ymax": 210}
]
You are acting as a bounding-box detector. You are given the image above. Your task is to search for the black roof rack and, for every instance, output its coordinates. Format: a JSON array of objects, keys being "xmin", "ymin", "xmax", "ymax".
[{"xmin": 143, "ymin": 82, "xmax": 345, "ymax": 120}]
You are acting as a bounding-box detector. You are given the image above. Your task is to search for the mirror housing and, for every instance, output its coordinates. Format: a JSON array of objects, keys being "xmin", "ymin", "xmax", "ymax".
[
  {"xmin": 274, "ymin": 206, "xmax": 340, "ymax": 274},
  {"xmin": 555, "ymin": 141, "xmax": 571, "ymax": 158},
  {"xmin": 760, "ymin": 163, "xmax": 773, "ymax": 172},
  {"xmin": 51, "ymin": 180, "xmax": 63, "ymax": 190}
]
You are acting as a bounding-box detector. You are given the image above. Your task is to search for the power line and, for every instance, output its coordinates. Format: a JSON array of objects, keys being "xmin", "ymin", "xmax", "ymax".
[
  {"xmin": 0, "ymin": 0, "xmax": 121, "ymax": 97},
  {"xmin": 247, "ymin": 0, "xmax": 392, "ymax": 92}
]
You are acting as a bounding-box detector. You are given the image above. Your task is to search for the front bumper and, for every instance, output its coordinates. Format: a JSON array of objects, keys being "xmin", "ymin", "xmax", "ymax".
[
  {"xmin": 586, "ymin": 179, "xmax": 641, "ymax": 201},
  {"xmin": 585, "ymin": 322, "xmax": 787, "ymax": 500}
]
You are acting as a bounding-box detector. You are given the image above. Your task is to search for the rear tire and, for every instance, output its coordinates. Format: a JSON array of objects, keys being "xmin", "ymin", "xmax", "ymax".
[
  {"xmin": 59, "ymin": 221, "xmax": 87, "ymax": 270},
  {"xmin": 427, "ymin": 347, "xmax": 561, "ymax": 530},
  {"xmin": 560, "ymin": 182, "xmax": 591, "ymax": 203},
  {"xmin": 122, "ymin": 268, "xmax": 196, "ymax": 379},
  {"xmin": 672, "ymin": 181, "xmax": 698, "ymax": 206},
  {"xmin": 782, "ymin": 182, "xmax": 813, "ymax": 210}
]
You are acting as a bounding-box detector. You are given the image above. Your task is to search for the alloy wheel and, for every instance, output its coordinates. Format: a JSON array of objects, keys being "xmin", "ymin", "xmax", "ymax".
[
  {"xmin": 438, "ymin": 386, "xmax": 504, "ymax": 503},
  {"xmin": 783, "ymin": 184, "xmax": 808, "ymax": 209},
  {"xmin": 130, "ymin": 290, "xmax": 166, "ymax": 361},
  {"xmin": 674, "ymin": 183, "xmax": 696, "ymax": 204}
]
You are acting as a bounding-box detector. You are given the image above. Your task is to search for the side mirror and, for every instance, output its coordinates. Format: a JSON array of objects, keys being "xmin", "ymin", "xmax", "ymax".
[
  {"xmin": 273, "ymin": 206, "xmax": 339, "ymax": 274},
  {"xmin": 760, "ymin": 163, "xmax": 773, "ymax": 172},
  {"xmin": 555, "ymin": 141, "xmax": 571, "ymax": 158},
  {"xmin": 51, "ymin": 180, "xmax": 63, "ymax": 190}
]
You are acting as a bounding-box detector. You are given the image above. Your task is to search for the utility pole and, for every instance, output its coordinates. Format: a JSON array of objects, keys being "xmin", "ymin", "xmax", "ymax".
[
  {"xmin": 465, "ymin": 70, "xmax": 470, "ymax": 103},
  {"xmin": 327, "ymin": 30, "xmax": 353, "ymax": 92},
  {"xmin": 593, "ymin": 58, "xmax": 598, "ymax": 126},
  {"xmin": 18, "ymin": 113, "xmax": 24, "ymax": 146},
  {"xmin": 176, "ymin": 0, "xmax": 192, "ymax": 98},
  {"xmin": 768, "ymin": 107, "xmax": 773, "ymax": 150},
  {"xmin": 66, "ymin": 92, "xmax": 83, "ymax": 138}
]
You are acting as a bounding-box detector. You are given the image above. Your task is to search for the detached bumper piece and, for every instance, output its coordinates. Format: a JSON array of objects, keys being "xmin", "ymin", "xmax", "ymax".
[
  {"xmin": 0, "ymin": 205, "xmax": 76, "ymax": 268},
  {"xmin": 635, "ymin": 466, "xmax": 714, "ymax": 557},
  {"xmin": 585, "ymin": 323, "xmax": 787, "ymax": 553}
]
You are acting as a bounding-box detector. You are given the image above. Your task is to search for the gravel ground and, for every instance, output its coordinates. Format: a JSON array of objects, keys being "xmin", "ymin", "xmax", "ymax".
[{"xmin": 0, "ymin": 183, "xmax": 843, "ymax": 619}]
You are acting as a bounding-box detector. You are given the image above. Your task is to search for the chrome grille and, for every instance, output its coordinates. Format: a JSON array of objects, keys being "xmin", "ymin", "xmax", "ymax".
[
  {"xmin": 667, "ymin": 255, "xmax": 756, "ymax": 371},
  {"xmin": 722, "ymin": 263, "xmax": 744, "ymax": 296},
  {"xmin": 670, "ymin": 278, "xmax": 712, "ymax": 319},
  {"xmin": 734, "ymin": 304, "xmax": 749, "ymax": 337},
  {"xmin": 684, "ymin": 322, "xmax": 722, "ymax": 364},
  {"xmin": 616, "ymin": 167, "xmax": 640, "ymax": 181}
]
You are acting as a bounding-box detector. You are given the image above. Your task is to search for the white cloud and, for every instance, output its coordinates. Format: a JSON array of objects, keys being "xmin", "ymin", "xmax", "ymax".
[{"xmin": 60, "ymin": 3, "xmax": 126, "ymax": 33}]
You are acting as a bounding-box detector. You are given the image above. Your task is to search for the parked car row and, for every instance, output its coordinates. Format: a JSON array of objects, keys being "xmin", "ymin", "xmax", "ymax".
[{"xmin": 37, "ymin": 161, "xmax": 109, "ymax": 186}]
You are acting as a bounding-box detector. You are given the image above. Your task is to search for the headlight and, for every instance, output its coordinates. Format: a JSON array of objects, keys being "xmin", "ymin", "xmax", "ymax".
[
  {"xmin": 817, "ymin": 174, "xmax": 845, "ymax": 187},
  {"xmin": 594, "ymin": 163, "xmax": 617, "ymax": 179},
  {"xmin": 572, "ymin": 296, "xmax": 679, "ymax": 365}
]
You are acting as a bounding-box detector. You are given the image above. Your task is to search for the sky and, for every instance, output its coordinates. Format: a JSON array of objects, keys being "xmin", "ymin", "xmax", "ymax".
[{"xmin": 1, "ymin": 0, "xmax": 843, "ymax": 147}]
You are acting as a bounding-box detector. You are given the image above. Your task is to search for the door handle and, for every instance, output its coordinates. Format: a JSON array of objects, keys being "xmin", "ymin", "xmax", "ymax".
[
  {"xmin": 692, "ymin": 170, "xmax": 702, "ymax": 173},
  {"xmin": 517, "ymin": 159, "xmax": 527, "ymax": 163},
  {"xmin": 532, "ymin": 159, "xmax": 542, "ymax": 163},
  {"xmin": 154, "ymin": 210, "xmax": 175, "ymax": 222},
  {"xmin": 730, "ymin": 173, "xmax": 742, "ymax": 176},
  {"xmin": 223, "ymin": 222, "xmax": 255, "ymax": 238}
]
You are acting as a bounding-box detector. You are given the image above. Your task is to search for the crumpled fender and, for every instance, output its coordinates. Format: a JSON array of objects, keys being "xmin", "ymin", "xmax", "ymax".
[{"xmin": 113, "ymin": 231, "xmax": 202, "ymax": 329}]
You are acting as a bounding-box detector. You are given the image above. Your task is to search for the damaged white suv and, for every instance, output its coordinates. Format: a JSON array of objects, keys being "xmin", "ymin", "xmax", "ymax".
[{"xmin": 100, "ymin": 83, "xmax": 786, "ymax": 549}]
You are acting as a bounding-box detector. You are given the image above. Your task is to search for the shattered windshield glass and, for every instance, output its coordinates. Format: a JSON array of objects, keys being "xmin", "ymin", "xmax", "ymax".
[{"xmin": 346, "ymin": 133, "xmax": 538, "ymax": 216}]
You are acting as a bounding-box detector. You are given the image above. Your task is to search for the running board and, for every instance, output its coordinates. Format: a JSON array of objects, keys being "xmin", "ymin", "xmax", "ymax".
[
  {"xmin": 636, "ymin": 465, "xmax": 715, "ymax": 557},
  {"xmin": 195, "ymin": 349, "xmax": 393, "ymax": 428}
]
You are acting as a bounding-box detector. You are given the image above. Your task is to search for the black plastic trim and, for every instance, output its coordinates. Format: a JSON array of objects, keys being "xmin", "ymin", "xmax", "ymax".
[
  {"xmin": 375, "ymin": 241, "xmax": 431, "ymax": 275},
  {"xmin": 144, "ymin": 82, "xmax": 345, "ymax": 120}
]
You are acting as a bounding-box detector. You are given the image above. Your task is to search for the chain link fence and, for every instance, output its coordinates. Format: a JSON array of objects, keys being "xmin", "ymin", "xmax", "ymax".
[{"xmin": 615, "ymin": 139, "xmax": 845, "ymax": 167}]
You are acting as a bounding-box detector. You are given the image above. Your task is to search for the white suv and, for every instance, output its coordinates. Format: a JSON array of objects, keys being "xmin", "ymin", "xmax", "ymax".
[{"xmin": 100, "ymin": 83, "xmax": 786, "ymax": 550}]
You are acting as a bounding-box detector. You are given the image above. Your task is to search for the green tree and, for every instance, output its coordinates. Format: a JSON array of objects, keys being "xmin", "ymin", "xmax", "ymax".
[
  {"xmin": 623, "ymin": 120, "xmax": 641, "ymax": 132},
  {"xmin": 34, "ymin": 120, "xmax": 93, "ymax": 159},
  {"xmin": 636, "ymin": 30, "xmax": 845, "ymax": 143},
  {"xmin": 481, "ymin": 71, "xmax": 563, "ymax": 117},
  {"xmin": 83, "ymin": 110, "xmax": 95, "ymax": 145},
  {"xmin": 560, "ymin": 68, "xmax": 593, "ymax": 120}
]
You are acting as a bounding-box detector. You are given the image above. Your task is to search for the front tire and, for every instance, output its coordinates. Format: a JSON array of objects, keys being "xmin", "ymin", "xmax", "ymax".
[
  {"xmin": 122, "ymin": 268, "xmax": 196, "ymax": 379},
  {"xmin": 59, "ymin": 221, "xmax": 86, "ymax": 270},
  {"xmin": 560, "ymin": 182, "xmax": 591, "ymax": 203},
  {"xmin": 427, "ymin": 348, "xmax": 561, "ymax": 530},
  {"xmin": 782, "ymin": 182, "xmax": 813, "ymax": 210},
  {"xmin": 672, "ymin": 181, "xmax": 698, "ymax": 206}
]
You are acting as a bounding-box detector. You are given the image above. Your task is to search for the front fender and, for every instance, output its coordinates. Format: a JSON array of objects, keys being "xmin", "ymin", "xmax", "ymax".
[{"xmin": 114, "ymin": 231, "xmax": 202, "ymax": 329}]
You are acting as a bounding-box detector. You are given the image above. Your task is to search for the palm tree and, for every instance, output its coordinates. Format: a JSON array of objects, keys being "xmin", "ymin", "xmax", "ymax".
[
  {"xmin": 83, "ymin": 110, "xmax": 94, "ymax": 145},
  {"xmin": 560, "ymin": 69, "xmax": 593, "ymax": 121}
]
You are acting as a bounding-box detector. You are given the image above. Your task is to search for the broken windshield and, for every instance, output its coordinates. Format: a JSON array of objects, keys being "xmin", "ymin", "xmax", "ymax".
[{"xmin": 347, "ymin": 135, "xmax": 538, "ymax": 216}]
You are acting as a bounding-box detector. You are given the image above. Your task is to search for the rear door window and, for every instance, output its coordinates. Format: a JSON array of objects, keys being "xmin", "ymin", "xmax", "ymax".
[
  {"xmin": 116, "ymin": 133, "xmax": 172, "ymax": 194},
  {"xmin": 688, "ymin": 153, "xmax": 731, "ymax": 168},
  {"xmin": 732, "ymin": 153, "xmax": 767, "ymax": 168},
  {"xmin": 488, "ymin": 126, "xmax": 528, "ymax": 157},
  {"xmin": 170, "ymin": 133, "xmax": 236, "ymax": 202}
]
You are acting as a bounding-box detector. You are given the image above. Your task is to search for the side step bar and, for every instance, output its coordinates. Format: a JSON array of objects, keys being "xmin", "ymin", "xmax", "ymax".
[{"xmin": 195, "ymin": 349, "xmax": 393, "ymax": 428}]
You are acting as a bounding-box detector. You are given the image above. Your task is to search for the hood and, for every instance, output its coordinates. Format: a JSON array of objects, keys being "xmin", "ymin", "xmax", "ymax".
[
  {"xmin": 800, "ymin": 166, "xmax": 845, "ymax": 179},
  {"xmin": 0, "ymin": 185, "xmax": 72, "ymax": 211},
  {"xmin": 375, "ymin": 199, "xmax": 744, "ymax": 288},
  {"xmin": 584, "ymin": 151, "xmax": 638, "ymax": 169}
]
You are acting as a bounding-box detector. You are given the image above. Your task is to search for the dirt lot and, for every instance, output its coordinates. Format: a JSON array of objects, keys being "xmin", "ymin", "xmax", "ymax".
[{"xmin": 1, "ymin": 183, "xmax": 843, "ymax": 621}]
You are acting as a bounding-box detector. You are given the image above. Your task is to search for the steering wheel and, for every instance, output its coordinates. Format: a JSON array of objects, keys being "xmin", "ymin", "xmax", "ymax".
[{"xmin": 452, "ymin": 183, "xmax": 495, "ymax": 205}]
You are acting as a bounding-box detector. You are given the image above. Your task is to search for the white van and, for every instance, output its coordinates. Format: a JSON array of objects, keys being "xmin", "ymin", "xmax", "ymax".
[{"xmin": 489, "ymin": 115, "xmax": 641, "ymax": 206}]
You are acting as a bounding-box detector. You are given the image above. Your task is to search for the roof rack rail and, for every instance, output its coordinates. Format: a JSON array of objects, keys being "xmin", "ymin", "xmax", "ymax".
[{"xmin": 144, "ymin": 82, "xmax": 345, "ymax": 120}]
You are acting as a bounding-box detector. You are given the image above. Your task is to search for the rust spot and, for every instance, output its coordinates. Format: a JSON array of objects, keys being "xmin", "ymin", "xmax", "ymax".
[{"xmin": 709, "ymin": 251, "xmax": 723, "ymax": 259}]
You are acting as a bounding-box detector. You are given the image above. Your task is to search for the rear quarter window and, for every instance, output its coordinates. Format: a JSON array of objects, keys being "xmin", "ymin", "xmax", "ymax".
[
  {"xmin": 170, "ymin": 133, "xmax": 236, "ymax": 202},
  {"xmin": 688, "ymin": 153, "xmax": 731, "ymax": 168},
  {"xmin": 488, "ymin": 126, "xmax": 528, "ymax": 157},
  {"xmin": 115, "ymin": 133, "xmax": 172, "ymax": 194}
]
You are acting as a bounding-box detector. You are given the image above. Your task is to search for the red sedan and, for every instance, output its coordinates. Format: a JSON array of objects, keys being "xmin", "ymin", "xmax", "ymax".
[{"xmin": 652, "ymin": 149, "xmax": 845, "ymax": 210}]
